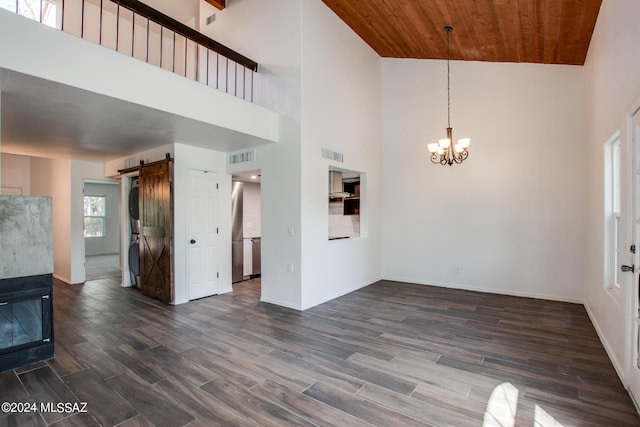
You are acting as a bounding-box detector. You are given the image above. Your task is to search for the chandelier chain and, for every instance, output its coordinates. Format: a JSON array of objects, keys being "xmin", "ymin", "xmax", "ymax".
[{"xmin": 447, "ymin": 26, "xmax": 451, "ymax": 129}]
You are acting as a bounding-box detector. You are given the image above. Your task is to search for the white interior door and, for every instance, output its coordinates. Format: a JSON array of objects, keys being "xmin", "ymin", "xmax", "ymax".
[
  {"xmin": 187, "ymin": 169, "xmax": 218, "ymax": 300},
  {"xmin": 627, "ymin": 109, "xmax": 640, "ymax": 404}
]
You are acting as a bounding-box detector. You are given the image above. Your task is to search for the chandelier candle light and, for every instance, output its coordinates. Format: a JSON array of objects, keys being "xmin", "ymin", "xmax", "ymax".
[{"xmin": 428, "ymin": 26, "xmax": 470, "ymax": 166}]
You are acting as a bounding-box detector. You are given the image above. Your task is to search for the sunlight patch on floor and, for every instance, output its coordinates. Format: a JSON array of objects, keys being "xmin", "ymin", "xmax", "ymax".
[
  {"xmin": 534, "ymin": 404, "xmax": 565, "ymax": 427},
  {"xmin": 482, "ymin": 382, "xmax": 566, "ymax": 427},
  {"xmin": 483, "ymin": 382, "xmax": 519, "ymax": 427}
]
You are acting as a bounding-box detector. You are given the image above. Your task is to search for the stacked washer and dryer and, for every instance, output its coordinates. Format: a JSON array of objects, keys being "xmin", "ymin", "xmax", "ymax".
[{"xmin": 128, "ymin": 177, "xmax": 140, "ymax": 288}]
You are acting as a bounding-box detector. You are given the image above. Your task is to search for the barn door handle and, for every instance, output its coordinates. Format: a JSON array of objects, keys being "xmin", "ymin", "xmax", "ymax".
[
  {"xmin": 621, "ymin": 264, "xmax": 635, "ymax": 273},
  {"xmin": 190, "ymin": 239, "xmax": 196, "ymax": 244}
]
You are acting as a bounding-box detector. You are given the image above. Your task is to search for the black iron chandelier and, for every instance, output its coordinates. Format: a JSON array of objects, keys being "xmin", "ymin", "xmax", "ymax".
[{"xmin": 428, "ymin": 26, "xmax": 470, "ymax": 166}]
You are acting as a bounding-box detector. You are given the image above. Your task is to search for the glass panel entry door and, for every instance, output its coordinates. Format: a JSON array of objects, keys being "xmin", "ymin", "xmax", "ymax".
[{"xmin": 629, "ymin": 109, "xmax": 640, "ymax": 404}]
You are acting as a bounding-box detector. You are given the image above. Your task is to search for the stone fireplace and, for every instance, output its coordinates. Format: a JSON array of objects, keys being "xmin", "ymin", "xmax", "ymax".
[{"xmin": 0, "ymin": 196, "xmax": 54, "ymax": 372}]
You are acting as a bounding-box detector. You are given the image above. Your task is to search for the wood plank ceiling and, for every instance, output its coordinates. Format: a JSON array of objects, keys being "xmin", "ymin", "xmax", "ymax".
[
  {"xmin": 205, "ymin": 0, "xmax": 225, "ymax": 10},
  {"xmin": 321, "ymin": 0, "xmax": 602, "ymax": 65}
]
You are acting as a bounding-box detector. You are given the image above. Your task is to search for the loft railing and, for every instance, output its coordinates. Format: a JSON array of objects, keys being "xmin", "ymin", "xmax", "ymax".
[{"xmin": 1, "ymin": 0, "xmax": 258, "ymax": 103}]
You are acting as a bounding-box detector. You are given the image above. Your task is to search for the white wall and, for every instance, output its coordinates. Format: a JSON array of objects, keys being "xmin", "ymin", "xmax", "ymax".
[
  {"xmin": 583, "ymin": 0, "xmax": 640, "ymax": 380},
  {"xmin": 381, "ymin": 59, "xmax": 586, "ymax": 302},
  {"xmin": 202, "ymin": 0, "xmax": 304, "ymax": 309},
  {"xmin": 5, "ymin": 154, "xmax": 105, "ymax": 284},
  {"xmin": 105, "ymin": 144, "xmax": 174, "ymax": 177},
  {"xmin": 1, "ymin": 153, "xmax": 31, "ymax": 195},
  {"xmin": 299, "ymin": 1, "xmax": 383, "ymax": 309},
  {"xmin": 30, "ymin": 157, "xmax": 72, "ymax": 283},
  {"xmin": 84, "ymin": 182, "xmax": 121, "ymax": 256}
]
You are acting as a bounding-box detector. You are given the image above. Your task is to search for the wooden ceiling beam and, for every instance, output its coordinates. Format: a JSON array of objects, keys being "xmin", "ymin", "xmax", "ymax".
[{"xmin": 205, "ymin": 0, "xmax": 225, "ymax": 10}]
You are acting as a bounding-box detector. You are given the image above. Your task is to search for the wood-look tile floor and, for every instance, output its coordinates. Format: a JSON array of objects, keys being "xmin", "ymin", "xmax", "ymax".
[{"xmin": 1, "ymin": 277, "xmax": 639, "ymax": 426}]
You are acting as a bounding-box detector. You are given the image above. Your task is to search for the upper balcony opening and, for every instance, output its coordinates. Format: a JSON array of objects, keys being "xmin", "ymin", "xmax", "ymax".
[{"xmin": 0, "ymin": 0, "xmax": 259, "ymax": 103}]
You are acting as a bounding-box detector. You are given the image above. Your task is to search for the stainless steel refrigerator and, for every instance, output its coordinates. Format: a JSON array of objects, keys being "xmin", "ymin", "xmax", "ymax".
[{"xmin": 231, "ymin": 182, "xmax": 244, "ymax": 283}]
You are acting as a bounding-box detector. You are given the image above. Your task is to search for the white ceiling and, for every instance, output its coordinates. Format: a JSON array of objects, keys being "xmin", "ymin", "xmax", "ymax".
[
  {"xmin": 141, "ymin": 0, "xmax": 199, "ymax": 27},
  {"xmin": 0, "ymin": 68, "xmax": 269, "ymax": 162}
]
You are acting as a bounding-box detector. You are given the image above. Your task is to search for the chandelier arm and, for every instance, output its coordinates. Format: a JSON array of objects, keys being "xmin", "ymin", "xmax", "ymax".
[{"xmin": 453, "ymin": 151, "xmax": 469, "ymax": 164}]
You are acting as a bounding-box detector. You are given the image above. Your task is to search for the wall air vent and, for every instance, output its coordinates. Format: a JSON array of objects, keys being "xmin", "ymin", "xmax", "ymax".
[
  {"xmin": 229, "ymin": 150, "xmax": 256, "ymax": 165},
  {"xmin": 123, "ymin": 157, "xmax": 136, "ymax": 168},
  {"xmin": 322, "ymin": 148, "xmax": 344, "ymax": 163}
]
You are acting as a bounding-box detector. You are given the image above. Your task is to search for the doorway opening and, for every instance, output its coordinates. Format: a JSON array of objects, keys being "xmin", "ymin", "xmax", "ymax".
[
  {"xmin": 83, "ymin": 179, "xmax": 122, "ymax": 281},
  {"xmin": 231, "ymin": 169, "xmax": 261, "ymax": 300}
]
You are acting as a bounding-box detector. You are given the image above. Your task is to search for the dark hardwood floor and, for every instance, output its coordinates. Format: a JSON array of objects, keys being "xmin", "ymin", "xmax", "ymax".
[{"xmin": 1, "ymin": 277, "xmax": 639, "ymax": 426}]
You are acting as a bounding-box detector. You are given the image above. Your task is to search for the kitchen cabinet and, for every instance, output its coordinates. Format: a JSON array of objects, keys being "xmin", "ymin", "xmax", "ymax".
[
  {"xmin": 328, "ymin": 195, "xmax": 359, "ymax": 215},
  {"xmin": 252, "ymin": 238, "xmax": 261, "ymax": 276},
  {"xmin": 342, "ymin": 181, "xmax": 359, "ymax": 215},
  {"xmin": 343, "ymin": 197, "xmax": 360, "ymax": 215},
  {"xmin": 343, "ymin": 181, "xmax": 360, "ymax": 197}
]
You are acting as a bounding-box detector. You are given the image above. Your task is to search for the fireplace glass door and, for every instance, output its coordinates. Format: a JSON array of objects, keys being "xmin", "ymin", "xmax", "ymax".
[{"xmin": 0, "ymin": 292, "xmax": 50, "ymax": 352}]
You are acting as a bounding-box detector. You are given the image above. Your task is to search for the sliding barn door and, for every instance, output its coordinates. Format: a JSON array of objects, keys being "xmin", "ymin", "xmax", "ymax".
[{"xmin": 139, "ymin": 161, "xmax": 173, "ymax": 303}]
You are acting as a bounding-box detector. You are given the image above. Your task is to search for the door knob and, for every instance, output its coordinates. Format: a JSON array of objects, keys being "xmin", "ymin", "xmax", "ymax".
[
  {"xmin": 190, "ymin": 239, "xmax": 196, "ymax": 244},
  {"xmin": 621, "ymin": 264, "xmax": 635, "ymax": 273}
]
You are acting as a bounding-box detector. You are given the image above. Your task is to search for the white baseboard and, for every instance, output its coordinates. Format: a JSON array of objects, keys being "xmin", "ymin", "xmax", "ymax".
[
  {"xmin": 583, "ymin": 301, "xmax": 626, "ymax": 386},
  {"xmin": 381, "ymin": 275, "xmax": 584, "ymax": 304},
  {"xmin": 218, "ymin": 286, "xmax": 233, "ymax": 294},
  {"xmin": 260, "ymin": 297, "xmax": 302, "ymax": 311}
]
